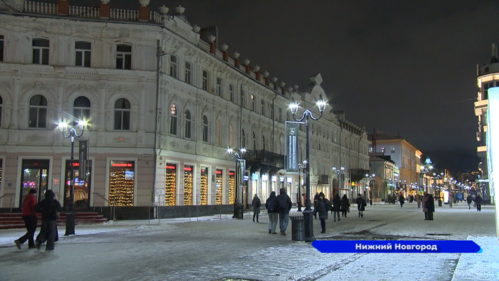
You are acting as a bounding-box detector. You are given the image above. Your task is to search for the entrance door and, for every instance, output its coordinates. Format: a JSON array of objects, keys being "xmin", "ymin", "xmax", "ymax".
[
  {"xmin": 20, "ymin": 160, "xmax": 50, "ymax": 206},
  {"xmin": 64, "ymin": 160, "xmax": 92, "ymax": 211}
]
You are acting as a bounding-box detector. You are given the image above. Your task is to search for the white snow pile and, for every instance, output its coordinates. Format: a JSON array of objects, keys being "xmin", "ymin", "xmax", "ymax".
[{"xmin": 451, "ymin": 236, "xmax": 499, "ymax": 281}]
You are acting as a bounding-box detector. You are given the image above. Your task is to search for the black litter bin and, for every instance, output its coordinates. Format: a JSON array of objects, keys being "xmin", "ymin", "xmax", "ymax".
[
  {"xmin": 290, "ymin": 216, "xmax": 305, "ymax": 241},
  {"xmin": 233, "ymin": 204, "xmax": 244, "ymax": 219}
]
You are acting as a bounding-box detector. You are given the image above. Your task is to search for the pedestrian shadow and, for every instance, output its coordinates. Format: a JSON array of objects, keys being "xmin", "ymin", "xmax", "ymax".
[{"xmin": 0, "ymin": 248, "xmax": 58, "ymax": 265}]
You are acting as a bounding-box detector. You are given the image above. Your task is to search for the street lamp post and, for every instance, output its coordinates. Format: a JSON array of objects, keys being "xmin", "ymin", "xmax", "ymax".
[
  {"xmin": 420, "ymin": 157, "xmax": 433, "ymax": 193},
  {"xmin": 227, "ymin": 147, "xmax": 246, "ymax": 219},
  {"xmin": 289, "ymin": 94, "xmax": 327, "ymax": 242},
  {"xmin": 332, "ymin": 166, "xmax": 345, "ymax": 198},
  {"xmin": 366, "ymin": 174, "xmax": 376, "ymax": 205},
  {"xmin": 57, "ymin": 119, "xmax": 87, "ymax": 236},
  {"xmin": 297, "ymin": 160, "xmax": 307, "ymax": 212}
]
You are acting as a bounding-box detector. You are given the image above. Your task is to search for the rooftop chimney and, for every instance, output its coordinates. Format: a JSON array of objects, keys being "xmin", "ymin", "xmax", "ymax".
[{"xmin": 57, "ymin": 0, "xmax": 69, "ymax": 15}]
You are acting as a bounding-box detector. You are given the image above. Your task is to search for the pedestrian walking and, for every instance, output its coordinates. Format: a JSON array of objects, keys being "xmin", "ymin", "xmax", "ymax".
[
  {"xmin": 399, "ymin": 194, "xmax": 405, "ymax": 208},
  {"xmin": 332, "ymin": 194, "xmax": 341, "ymax": 222},
  {"xmin": 34, "ymin": 190, "xmax": 61, "ymax": 251},
  {"xmin": 475, "ymin": 194, "xmax": 483, "ymax": 212},
  {"xmin": 466, "ymin": 194, "xmax": 473, "ymax": 210},
  {"xmin": 265, "ymin": 191, "xmax": 279, "ymax": 234},
  {"xmin": 416, "ymin": 193, "xmax": 421, "ymax": 208},
  {"xmin": 356, "ymin": 194, "xmax": 366, "ymax": 218},
  {"xmin": 315, "ymin": 193, "xmax": 331, "ymax": 233},
  {"xmin": 14, "ymin": 189, "xmax": 38, "ymax": 250},
  {"xmin": 277, "ymin": 188, "xmax": 292, "ymax": 236},
  {"xmin": 341, "ymin": 194, "xmax": 350, "ymax": 218},
  {"xmin": 422, "ymin": 192, "xmax": 429, "ymax": 219},
  {"xmin": 426, "ymin": 194, "xmax": 435, "ymax": 220},
  {"xmin": 252, "ymin": 194, "xmax": 261, "ymax": 222}
]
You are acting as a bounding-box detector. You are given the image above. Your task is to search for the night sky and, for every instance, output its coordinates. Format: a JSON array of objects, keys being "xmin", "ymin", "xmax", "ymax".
[{"xmin": 71, "ymin": 0, "xmax": 499, "ymax": 174}]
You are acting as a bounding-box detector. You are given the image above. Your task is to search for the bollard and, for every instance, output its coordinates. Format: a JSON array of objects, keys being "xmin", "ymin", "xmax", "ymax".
[{"xmin": 290, "ymin": 216, "xmax": 305, "ymax": 241}]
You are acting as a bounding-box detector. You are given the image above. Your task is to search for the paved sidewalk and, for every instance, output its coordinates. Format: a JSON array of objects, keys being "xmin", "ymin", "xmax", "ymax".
[{"xmin": 0, "ymin": 203, "xmax": 497, "ymax": 281}]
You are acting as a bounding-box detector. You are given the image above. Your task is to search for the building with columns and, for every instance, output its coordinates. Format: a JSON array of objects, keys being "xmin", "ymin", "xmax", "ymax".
[{"xmin": 0, "ymin": 0, "xmax": 369, "ymax": 218}]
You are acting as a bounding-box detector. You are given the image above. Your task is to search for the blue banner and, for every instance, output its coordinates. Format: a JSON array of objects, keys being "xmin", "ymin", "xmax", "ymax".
[{"xmin": 312, "ymin": 240, "xmax": 481, "ymax": 253}]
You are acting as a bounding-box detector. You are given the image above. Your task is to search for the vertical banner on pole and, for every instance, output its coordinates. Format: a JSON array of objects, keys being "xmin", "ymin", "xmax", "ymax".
[
  {"xmin": 286, "ymin": 122, "xmax": 299, "ymax": 172},
  {"xmin": 79, "ymin": 140, "xmax": 88, "ymax": 180}
]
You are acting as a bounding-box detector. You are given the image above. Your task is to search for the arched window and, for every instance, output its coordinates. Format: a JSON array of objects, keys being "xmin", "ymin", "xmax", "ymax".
[
  {"xmin": 252, "ymin": 132, "xmax": 256, "ymax": 150},
  {"xmin": 202, "ymin": 115, "xmax": 208, "ymax": 143},
  {"xmin": 185, "ymin": 62, "xmax": 192, "ymax": 84},
  {"xmin": 73, "ymin": 96, "xmax": 91, "ymax": 122},
  {"xmin": 241, "ymin": 129, "xmax": 246, "ymax": 148},
  {"xmin": 229, "ymin": 124, "xmax": 233, "ymax": 147},
  {"xmin": 170, "ymin": 55, "xmax": 178, "ymax": 78},
  {"xmin": 114, "ymin": 98, "xmax": 131, "ymax": 130},
  {"xmin": 262, "ymin": 135, "xmax": 266, "ymax": 151},
  {"xmin": 202, "ymin": 70, "xmax": 208, "ymax": 90},
  {"xmin": 184, "ymin": 110, "xmax": 191, "ymax": 139},
  {"xmin": 169, "ymin": 104, "xmax": 177, "ymax": 135},
  {"xmin": 216, "ymin": 119, "xmax": 221, "ymax": 146},
  {"xmin": 28, "ymin": 95, "xmax": 47, "ymax": 128}
]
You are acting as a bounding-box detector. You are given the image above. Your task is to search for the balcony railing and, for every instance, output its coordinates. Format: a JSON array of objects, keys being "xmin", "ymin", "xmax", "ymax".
[{"xmin": 245, "ymin": 150, "xmax": 284, "ymax": 169}]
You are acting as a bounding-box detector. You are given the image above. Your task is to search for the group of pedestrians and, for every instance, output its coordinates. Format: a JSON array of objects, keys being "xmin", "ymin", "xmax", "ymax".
[
  {"xmin": 252, "ymin": 188, "xmax": 293, "ymax": 236},
  {"xmin": 466, "ymin": 193, "xmax": 483, "ymax": 211},
  {"xmin": 14, "ymin": 189, "xmax": 62, "ymax": 251}
]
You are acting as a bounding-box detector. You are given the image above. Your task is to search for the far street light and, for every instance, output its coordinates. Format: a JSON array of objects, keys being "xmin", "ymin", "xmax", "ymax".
[
  {"xmin": 420, "ymin": 157, "xmax": 433, "ymax": 193},
  {"xmin": 332, "ymin": 166, "xmax": 345, "ymax": 199},
  {"xmin": 366, "ymin": 173, "xmax": 376, "ymax": 205},
  {"xmin": 227, "ymin": 147, "xmax": 246, "ymax": 219},
  {"xmin": 289, "ymin": 94, "xmax": 327, "ymax": 242},
  {"xmin": 57, "ymin": 118, "xmax": 87, "ymax": 236}
]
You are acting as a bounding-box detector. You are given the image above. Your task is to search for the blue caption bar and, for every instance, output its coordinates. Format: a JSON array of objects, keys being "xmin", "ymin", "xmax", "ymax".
[{"xmin": 312, "ymin": 240, "xmax": 482, "ymax": 253}]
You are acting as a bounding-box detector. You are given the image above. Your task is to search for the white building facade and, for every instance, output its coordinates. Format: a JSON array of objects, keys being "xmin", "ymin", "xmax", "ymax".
[{"xmin": 0, "ymin": 0, "xmax": 369, "ymax": 217}]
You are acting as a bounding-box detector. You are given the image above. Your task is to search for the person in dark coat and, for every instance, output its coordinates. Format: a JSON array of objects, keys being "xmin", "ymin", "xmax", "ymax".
[
  {"xmin": 313, "ymin": 192, "xmax": 319, "ymax": 219},
  {"xmin": 466, "ymin": 194, "xmax": 473, "ymax": 210},
  {"xmin": 252, "ymin": 194, "xmax": 261, "ymax": 222},
  {"xmin": 341, "ymin": 195, "xmax": 350, "ymax": 218},
  {"xmin": 314, "ymin": 193, "xmax": 330, "ymax": 233},
  {"xmin": 35, "ymin": 190, "xmax": 62, "ymax": 251},
  {"xmin": 332, "ymin": 194, "xmax": 342, "ymax": 222},
  {"xmin": 416, "ymin": 193, "xmax": 421, "ymax": 208},
  {"xmin": 475, "ymin": 194, "xmax": 483, "ymax": 212},
  {"xmin": 399, "ymin": 194, "xmax": 405, "ymax": 208},
  {"xmin": 277, "ymin": 188, "xmax": 292, "ymax": 236},
  {"xmin": 265, "ymin": 191, "xmax": 279, "ymax": 234},
  {"xmin": 356, "ymin": 194, "xmax": 366, "ymax": 218},
  {"xmin": 426, "ymin": 194, "xmax": 435, "ymax": 220},
  {"xmin": 15, "ymin": 189, "xmax": 38, "ymax": 249},
  {"xmin": 422, "ymin": 192, "xmax": 429, "ymax": 219}
]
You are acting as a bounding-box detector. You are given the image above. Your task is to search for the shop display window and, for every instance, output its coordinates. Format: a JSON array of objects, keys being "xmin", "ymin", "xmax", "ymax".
[
  {"xmin": 165, "ymin": 164, "xmax": 177, "ymax": 206},
  {"xmin": 229, "ymin": 171, "xmax": 235, "ymax": 204},
  {"xmin": 109, "ymin": 161, "xmax": 134, "ymax": 206},
  {"xmin": 183, "ymin": 165, "xmax": 193, "ymax": 205},
  {"xmin": 200, "ymin": 167, "xmax": 208, "ymax": 205},
  {"xmin": 215, "ymin": 169, "xmax": 223, "ymax": 205}
]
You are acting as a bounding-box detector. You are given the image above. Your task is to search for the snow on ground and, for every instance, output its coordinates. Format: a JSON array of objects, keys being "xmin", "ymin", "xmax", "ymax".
[{"xmin": 0, "ymin": 204, "xmax": 497, "ymax": 281}]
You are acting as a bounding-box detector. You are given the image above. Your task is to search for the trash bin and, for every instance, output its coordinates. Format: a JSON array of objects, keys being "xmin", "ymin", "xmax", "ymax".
[
  {"xmin": 233, "ymin": 204, "xmax": 244, "ymax": 219},
  {"xmin": 290, "ymin": 216, "xmax": 305, "ymax": 241}
]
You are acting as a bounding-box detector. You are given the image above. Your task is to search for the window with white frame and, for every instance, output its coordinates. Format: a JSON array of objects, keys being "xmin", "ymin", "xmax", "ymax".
[
  {"xmin": 116, "ymin": 44, "xmax": 132, "ymax": 70},
  {"xmin": 202, "ymin": 70, "xmax": 208, "ymax": 91},
  {"xmin": 0, "ymin": 95, "xmax": 3, "ymax": 127},
  {"xmin": 28, "ymin": 95, "xmax": 47, "ymax": 128},
  {"xmin": 185, "ymin": 110, "xmax": 192, "ymax": 139},
  {"xmin": 170, "ymin": 55, "xmax": 178, "ymax": 79},
  {"xmin": 229, "ymin": 84, "xmax": 234, "ymax": 102},
  {"xmin": 32, "ymin": 38, "xmax": 49, "ymax": 65},
  {"xmin": 75, "ymin": 41, "xmax": 91, "ymax": 67},
  {"xmin": 216, "ymin": 77, "xmax": 223, "ymax": 96},
  {"xmin": 114, "ymin": 98, "xmax": 131, "ymax": 130},
  {"xmin": 185, "ymin": 62, "xmax": 192, "ymax": 84},
  {"xmin": 73, "ymin": 96, "xmax": 91, "ymax": 122},
  {"xmin": 170, "ymin": 104, "xmax": 177, "ymax": 135},
  {"xmin": 278, "ymin": 107, "xmax": 282, "ymax": 123},
  {"xmin": 252, "ymin": 132, "xmax": 257, "ymax": 150},
  {"xmin": 261, "ymin": 99, "xmax": 265, "ymax": 115},
  {"xmin": 250, "ymin": 95, "xmax": 255, "ymax": 111},
  {"xmin": 217, "ymin": 119, "xmax": 221, "ymax": 146},
  {"xmin": 202, "ymin": 115, "xmax": 209, "ymax": 143}
]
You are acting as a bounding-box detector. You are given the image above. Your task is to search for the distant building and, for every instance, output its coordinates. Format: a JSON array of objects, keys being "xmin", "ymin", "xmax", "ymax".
[
  {"xmin": 475, "ymin": 44, "xmax": 498, "ymax": 203},
  {"xmin": 368, "ymin": 131, "xmax": 422, "ymax": 196},
  {"xmin": 369, "ymin": 153, "xmax": 396, "ymax": 202}
]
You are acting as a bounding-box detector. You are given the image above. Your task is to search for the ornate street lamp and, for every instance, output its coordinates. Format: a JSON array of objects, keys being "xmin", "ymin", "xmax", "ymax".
[
  {"xmin": 332, "ymin": 166, "xmax": 345, "ymax": 198},
  {"xmin": 227, "ymin": 147, "xmax": 246, "ymax": 219},
  {"xmin": 57, "ymin": 119, "xmax": 87, "ymax": 236},
  {"xmin": 297, "ymin": 160, "xmax": 307, "ymax": 212},
  {"xmin": 420, "ymin": 157, "xmax": 433, "ymax": 193},
  {"xmin": 289, "ymin": 94, "xmax": 327, "ymax": 242},
  {"xmin": 366, "ymin": 174, "xmax": 376, "ymax": 205}
]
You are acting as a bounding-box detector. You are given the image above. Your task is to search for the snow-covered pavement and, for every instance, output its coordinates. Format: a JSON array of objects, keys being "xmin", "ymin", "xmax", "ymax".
[{"xmin": 0, "ymin": 202, "xmax": 497, "ymax": 281}]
